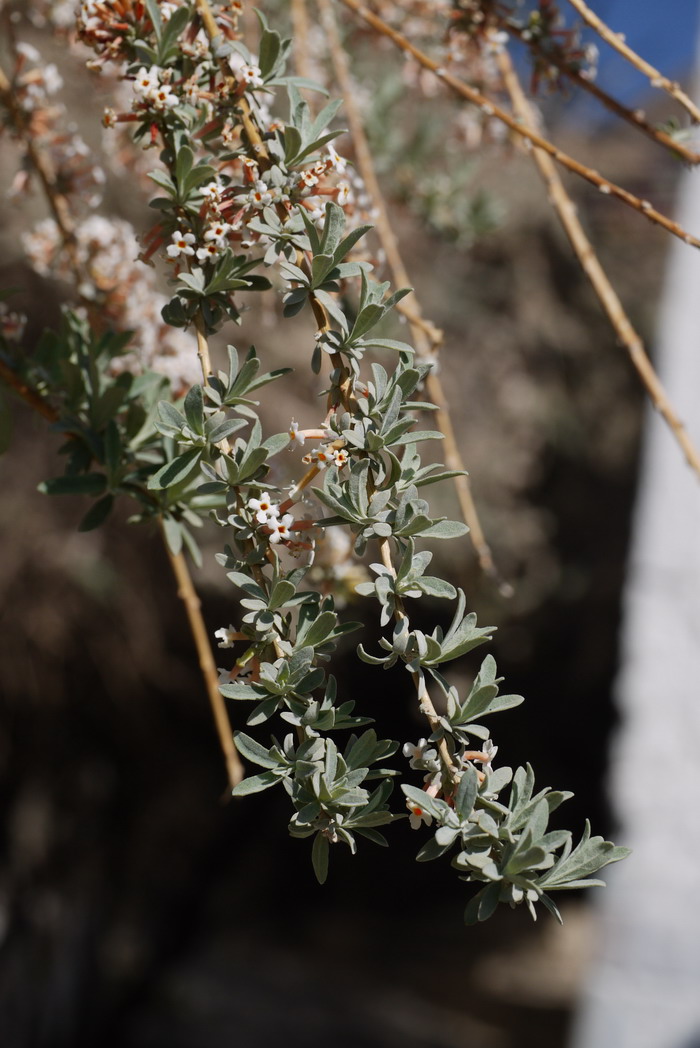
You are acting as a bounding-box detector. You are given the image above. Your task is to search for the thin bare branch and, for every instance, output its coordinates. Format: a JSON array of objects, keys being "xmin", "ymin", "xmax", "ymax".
[
  {"xmin": 500, "ymin": 20, "xmax": 700, "ymax": 164},
  {"xmin": 291, "ymin": 0, "xmax": 314, "ymax": 82},
  {"xmin": 0, "ymin": 360, "xmax": 59, "ymax": 422},
  {"xmin": 317, "ymin": 0, "xmax": 512, "ymax": 594},
  {"xmin": 0, "ymin": 50, "xmax": 243, "ymax": 787},
  {"xmin": 337, "ymin": 0, "xmax": 700, "ymax": 250},
  {"xmin": 160, "ymin": 520, "xmax": 244, "ymax": 787},
  {"xmin": 194, "ymin": 0, "xmax": 270, "ymax": 164},
  {"xmin": 566, "ymin": 0, "xmax": 700, "ymax": 125},
  {"xmin": 0, "ymin": 63, "xmax": 76, "ymax": 252},
  {"xmin": 497, "ymin": 49, "xmax": 700, "ymax": 481}
]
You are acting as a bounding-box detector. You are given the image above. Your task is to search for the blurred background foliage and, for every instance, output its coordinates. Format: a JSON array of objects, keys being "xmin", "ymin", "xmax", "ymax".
[{"xmin": 0, "ymin": 1, "xmax": 692, "ymax": 1044}]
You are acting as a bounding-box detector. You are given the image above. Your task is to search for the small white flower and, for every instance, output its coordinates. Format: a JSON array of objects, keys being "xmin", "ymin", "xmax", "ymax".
[
  {"xmin": 248, "ymin": 492, "xmax": 280, "ymax": 525},
  {"xmin": 202, "ymin": 180, "xmax": 224, "ymax": 205},
  {"xmin": 478, "ymin": 739, "xmax": 498, "ymax": 771},
  {"xmin": 150, "ymin": 84, "xmax": 178, "ymax": 111},
  {"xmin": 335, "ymin": 181, "xmax": 351, "ymax": 206},
  {"xmin": 268, "ymin": 513, "xmax": 295, "ymax": 544},
  {"xmin": 326, "ymin": 144, "xmax": 347, "ymax": 173},
  {"xmin": 248, "ymin": 180, "xmax": 272, "ymax": 209},
  {"xmin": 333, "ymin": 448, "xmax": 349, "ymax": 468},
  {"xmin": 166, "ymin": 230, "xmax": 196, "ymax": 258},
  {"xmin": 403, "ymin": 739, "xmax": 428, "ymax": 762},
  {"xmin": 214, "ymin": 626, "xmax": 239, "ymax": 649},
  {"xmin": 240, "ymin": 64, "xmax": 264, "ymax": 88},
  {"xmin": 196, "ymin": 242, "xmax": 223, "ymax": 262},
  {"xmin": 406, "ymin": 799, "xmax": 433, "ymax": 830},
  {"xmin": 42, "ymin": 64, "xmax": 63, "ymax": 96},
  {"xmin": 204, "ymin": 221, "xmax": 231, "ymax": 244},
  {"xmin": 308, "ymin": 445, "xmax": 334, "ymax": 469},
  {"xmin": 133, "ymin": 66, "xmax": 160, "ymax": 97},
  {"xmin": 288, "ymin": 419, "xmax": 305, "ymax": 447},
  {"xmin": 17, "ymin": 42, "xmax": 41, "ymax": 63}
]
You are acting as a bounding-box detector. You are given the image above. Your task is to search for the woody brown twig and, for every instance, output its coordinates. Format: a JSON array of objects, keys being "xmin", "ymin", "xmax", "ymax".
[
  {"xmin": 497, "ymin": 48, "xmax": 700, "ymax": 481},
  {"xmin": 0, "ymin": 52, "xmax": 243, "ymax": 788},
  {"xmin": 317, "ymin": 0, "xmax": 512, "ymax": 594},
  {"xmin": 500, "ymin": 19, "xmax": 700, "ymax": 164},
  {"xmin": 337, "ymin": 0, "xmax": 700, "ymax": 251},
  {"xmin": 566, "ymin": 0, "xmax": 700, "ymax": 126}
]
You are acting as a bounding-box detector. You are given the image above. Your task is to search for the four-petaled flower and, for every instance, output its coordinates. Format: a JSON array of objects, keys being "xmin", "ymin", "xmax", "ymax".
[
  {"xmin": 248, "ymin": 492, "xmax": 280, "ymax": 524},
  {"xmin": 268, "ymin": 514, "xmax": 294, "ymax": 544},
  {"xmin": 167, "ymin": 230, "xmax": 196, "ymax": 258},
  {"xmin": 246, "ymin": 490, "xmax": 278, "ymax": 524},
  {"xmin": 288, "ymin": 419, "xmax": 305, "ymax": 447},
  {"xmin": 204, "ymin": 221, "xmax": 231, "ymax": 244},
  {"xmin": 196, "ymin": 242, "xmax": 223, "ymax": 262},
  {"xmin": 406, "ymin": 799, "xmax": 433, "ymax": 830},
  {"xmin": 214, "ymin": 625, "xmax": 239, "ymax": 649},
  {"xmin": 240, "ymin": 64, "xmax": 264, "ymax": 88}
]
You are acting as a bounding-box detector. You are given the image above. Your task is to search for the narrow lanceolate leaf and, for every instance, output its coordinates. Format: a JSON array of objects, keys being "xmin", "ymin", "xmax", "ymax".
[
  {"xmin": 231, "ymin": 771, "xmax": 282, "ymax": 796},
  {"xmin": 39, "ymin": 473, "xmax": 107, "ymax": 496},
  {"xmin": 233, "ymin": 731, "xmax": 281, "ymax": 769},
  {"xmin": 538, "ymin": 822, "xmax": 631, "ymax": 890},
  {"xmin": 311, "ymin": 832, "xmax": 329, "ymax": 885},
  {"xmin": 147, "ymin": 447, "xmax": 202, "ymax": 490}
]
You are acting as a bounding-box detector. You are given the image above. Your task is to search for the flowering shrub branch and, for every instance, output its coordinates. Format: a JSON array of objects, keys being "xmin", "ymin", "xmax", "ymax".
[{"xmin": 0, "ymin": 0, "xmax": 641, "ymax": 925}]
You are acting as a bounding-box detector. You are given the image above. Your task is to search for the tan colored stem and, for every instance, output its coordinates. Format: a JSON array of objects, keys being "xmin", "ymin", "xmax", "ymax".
[
  {"xmin": 501, "ymin": 20, "xmax": 700, "ymax": 164},
  {"xmin": 497, "ymin": 50, "xmax": 700, "ymax": 481},
  {"xmin": 291, "ymin": 0, "xmax": 313, "ymax": 82},
  {"xmin": 0, "ymin": 63, "xmax": 76, "ymax": 255},
  {"xmin": 194, "ymin": 313, "xmax": 213, "ymax": 381},
  {"xmin": 194, "ymin": 0, "xmax": 269, "ymax": 163},
  {"xmin": 318, "ymin": 0, "xmax": 510, "ymax": 592},
  {"xmin": 160, "ymin": 520, "xmax": 244, "ymax": 787},
  {"xmin": 566, "ymin": 0, "xmax": 700, "ymax": 125},
  {"xmin": 0, "ymin": 50, "xmax": 242, "ymax": 785},
  {"xmin": 279, "ymin": 463, "xmax": 321, "ymax": 512},
  {"xmin": 0, "ymin": 360, "xmax": 59, "ymax": 422},
  {"xmin": 337, "ymin": 0, "xmax": 700, "ymax": 250}
]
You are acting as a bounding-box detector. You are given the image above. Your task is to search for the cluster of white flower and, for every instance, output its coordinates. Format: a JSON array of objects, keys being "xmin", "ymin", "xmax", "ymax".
[
  {"xmin": 302, "ymin": 444, "xmax": 349, "ymax": 470},
  {"xmin": 246, "ymin": 492, "xmax": 295, "ymax": 545},
  {"xmin": 22, "ymin": 215, "xmax": 200, "ymax": 391},
  {"xmin": 165, "ymin": 219, "xmax": 234, "ymax": 264},
  {"xmin": 132, "ymin": 65, "xmax": 178, "ymax": 112}
]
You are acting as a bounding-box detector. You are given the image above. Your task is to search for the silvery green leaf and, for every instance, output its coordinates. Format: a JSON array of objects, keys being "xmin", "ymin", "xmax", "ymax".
[
  {"xmin": 435, "ymin": 825, "xmax": 460, "ymax": 847},
  {"xmin": 417, "ymin": 519, "xmax": 469, "ymax": 540},
  {"xmin": 161, "ymin": 515, "xmax": 183, "ymax": 555},
  {"xmin": 147, "ymin": 447, "xmax": 201, "ymax": 489},
  {"xmin": 415, "ymin": 576, "xmax": 457, "ymax": 599},
  {"xmin": 233, "ymin": 731, "xmax": 281, "ymax": 769},
  {"xmin": 416, "ymin": 836, "xmax": 453, "ymax": 862},
  {"xmin": 219, "ymin": 681, "xmax": 265, "ymax": 700},
  {"xmin": 246, "ymin": 695, "xmax": 281, "ymax": 725},
  {"xmin": 262, "ymin": 431, "xmax": 291, "ymax": 456},
  {"xmin": 464, "ymin": 883, "xmax": 502, "ymax": 925},
  {"xmin": 401, "ymin": 785, "xmax": 447, "ymax": 821},
  {"xmin": 311, "ymin": 832, "xmax": 329, "ymax": 884},
  {"xmin": 78, "ymin": 495, "xmax": 114, "ymax": 532},
  {"xmin": 231, "ymin": 771, "xmax": 281, "ymax": 796},
  {"xmin": 538, "ymin": 821, "xmax": 631, "ymax": 890},
  {"xmin": 311, "ymin": 288, "xmax": 347, "ymax": 328},
  {"xmin": 454, "ymin": 763, "xmax": 479, "ymax": 820},
  {"xmin": 354, "ymin": 828, "xmax": 389, "ymax": 846}
]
